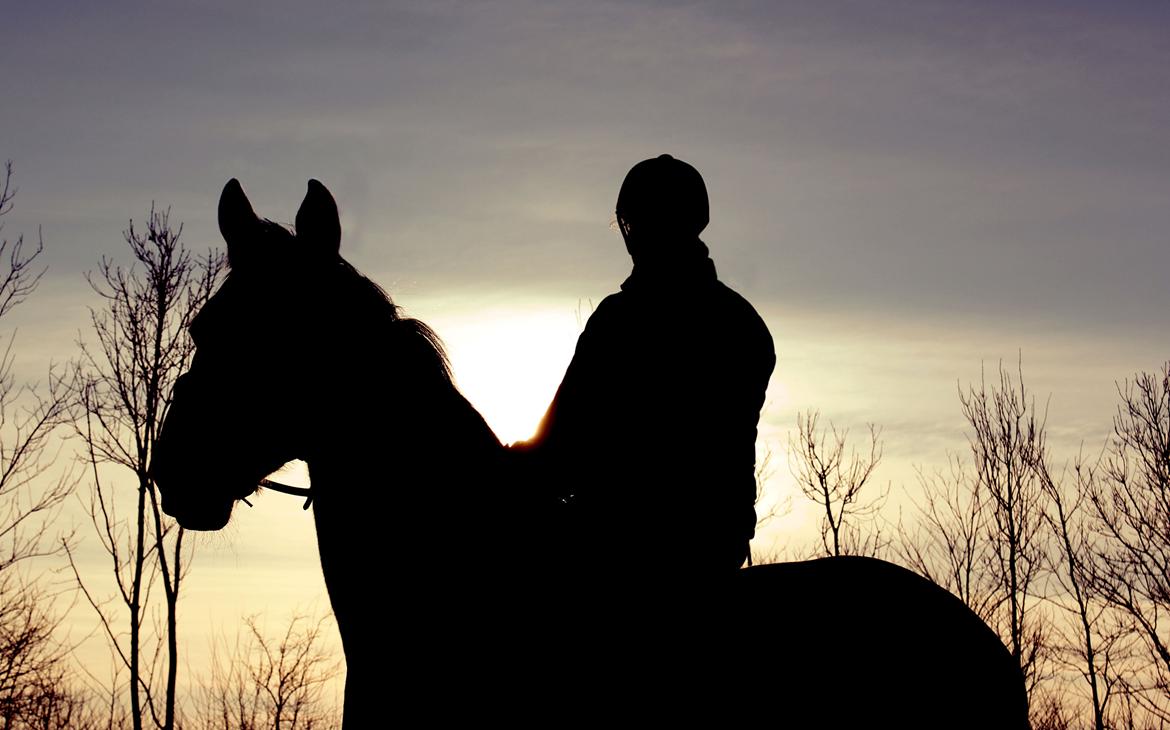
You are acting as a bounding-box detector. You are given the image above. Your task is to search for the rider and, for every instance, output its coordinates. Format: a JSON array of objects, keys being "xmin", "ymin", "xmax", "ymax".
[{"xmin": 517, "ymin": 154, "xmax": 775, "ymax": 594}]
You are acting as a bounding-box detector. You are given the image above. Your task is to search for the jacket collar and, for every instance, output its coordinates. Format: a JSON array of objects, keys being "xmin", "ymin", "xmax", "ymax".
[{"xmin": 621, "ymin": 237, "xmax": 717, "ymax": 293}]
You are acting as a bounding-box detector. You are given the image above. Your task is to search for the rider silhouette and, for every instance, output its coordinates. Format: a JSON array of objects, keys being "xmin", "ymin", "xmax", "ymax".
[{"xmin": 518, "ymin": 155, "xmax": 775, "ymax": 593}]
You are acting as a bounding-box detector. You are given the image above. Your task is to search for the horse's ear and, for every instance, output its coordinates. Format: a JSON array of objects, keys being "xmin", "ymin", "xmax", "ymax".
[
  {"xmin": 295, "ymin": 180, "xmax": 341, "ymax": 257},
  {"xmin": 218, "ymin": 179, "xmax": 260, "ymax": 263}
]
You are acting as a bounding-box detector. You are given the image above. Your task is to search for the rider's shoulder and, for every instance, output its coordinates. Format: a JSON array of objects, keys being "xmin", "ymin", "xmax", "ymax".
[
  {"xmin": 713, "ymin": 281, "xmax": 769, "ymax": 324},
  {"xmin": 584, "ymin": 292, "xmax": 629, "ymax": 324}
]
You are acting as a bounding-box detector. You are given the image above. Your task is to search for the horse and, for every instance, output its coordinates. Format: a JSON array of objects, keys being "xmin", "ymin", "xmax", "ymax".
[{"xmin": 151, "ymin": 179, "xmax": 1029, "ymax": 728}]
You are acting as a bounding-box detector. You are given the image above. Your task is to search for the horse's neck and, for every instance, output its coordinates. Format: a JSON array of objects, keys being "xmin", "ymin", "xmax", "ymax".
[
  {"xmin": 303, "ymin": 329, "xmax": 502, "ymax": 505},
  {"xmin": 304, "ymin": 350, "xmax": 504, "ymax": 636}
]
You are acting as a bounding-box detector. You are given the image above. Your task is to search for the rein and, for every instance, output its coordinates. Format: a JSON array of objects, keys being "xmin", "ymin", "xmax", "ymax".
[{"xmin": 242, "ymin": 479, "xmax": 314, "ymax": 510}]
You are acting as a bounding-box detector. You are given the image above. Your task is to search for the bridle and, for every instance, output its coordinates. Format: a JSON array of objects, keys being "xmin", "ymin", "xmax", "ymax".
[{"xmin": 240, "ymin": 479, "xmax": 314, "ymax": 510}]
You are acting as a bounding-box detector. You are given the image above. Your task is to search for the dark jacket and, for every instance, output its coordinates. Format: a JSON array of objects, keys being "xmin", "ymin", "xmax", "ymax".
[{"xmin": 522, "ymin": 240, "xmax": 775, "ymax": 582}]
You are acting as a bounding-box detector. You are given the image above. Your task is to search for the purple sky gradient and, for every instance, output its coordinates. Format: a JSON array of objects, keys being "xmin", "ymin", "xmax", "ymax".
[{"xmin": 3, "ymin": 0, "xmax": 1167, "ymax": 330}]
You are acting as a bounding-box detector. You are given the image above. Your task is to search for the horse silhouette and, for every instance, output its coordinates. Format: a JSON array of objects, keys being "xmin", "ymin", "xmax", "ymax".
[{"xmin": 151, "ymin": 179, "xmax": 1029, "ymax": 728}]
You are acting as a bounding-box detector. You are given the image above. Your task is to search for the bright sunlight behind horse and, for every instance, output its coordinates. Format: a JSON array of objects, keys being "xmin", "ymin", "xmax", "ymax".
[{"xmin": 437, "ymin": 306, "xmax": 581, "ymax": 444}]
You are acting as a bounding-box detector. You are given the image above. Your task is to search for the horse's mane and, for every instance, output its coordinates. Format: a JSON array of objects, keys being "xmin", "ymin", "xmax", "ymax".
[
  {"xmin": 229, "ymin": 218, "xmax": 455, "ymax": 386},
  {"xmin": 334, "ymin": 258, "xmax": 454, "ymax": 384}
]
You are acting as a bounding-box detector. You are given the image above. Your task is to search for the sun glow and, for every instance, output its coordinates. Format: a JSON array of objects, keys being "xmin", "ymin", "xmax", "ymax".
[{"xmin": 431, "ymin": 304, "xmax": 584, "ymax": 445}]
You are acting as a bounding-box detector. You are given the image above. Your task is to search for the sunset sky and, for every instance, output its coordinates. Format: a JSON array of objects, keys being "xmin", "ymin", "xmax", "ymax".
[{"xmin": 3, "ymin": 0, "xmax": 1168, "ymax": 700}]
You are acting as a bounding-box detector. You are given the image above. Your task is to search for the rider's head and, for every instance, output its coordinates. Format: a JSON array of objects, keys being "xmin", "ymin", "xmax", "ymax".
[{"xmin": 615, "ymin": 154, "xmax": 709, "ymax": 262}]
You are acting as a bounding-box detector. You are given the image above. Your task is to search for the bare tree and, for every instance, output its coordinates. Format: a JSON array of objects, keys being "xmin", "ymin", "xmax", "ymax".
[
  {"xmin": 1037, "ymin": 450, "xmax": 1123, "ymax": 730},
  {"xmin": 899, "ymin": 362, "xmax": 1050, "ymax": 716},
  {"xmin": 896, "ymin": 455, "xmax": 998, "ymax": 621},
  {"xmin": 192, "ymin": 613, "xmax": 341, "ymax": 730},
  {"xmin": 67, "ymin": 205, "xmax": 225, "ymax": 730},
  {"xmin": 748, "ymin": 444, "xmax": 797, "ymax": 566},
  {"xmin": 0, "ymin": 160, "xmax": 86, "ymax": 728},
  {"xmin": 1086, "ymin": 363, "xmax": 1170, "ymax": 722},
  {"xmin": 958, "ymin": 362, "xmax": 1050, "ymax": 700},
  {"xmin": 789, "ymin": 409, "xmax": 887, "ymax": 558},
  {"xmin": 0, "ymin": 576, "xmax": 74, "ymax": 728}
]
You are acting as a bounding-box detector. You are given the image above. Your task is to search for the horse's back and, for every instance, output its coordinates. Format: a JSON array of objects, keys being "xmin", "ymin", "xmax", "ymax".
[
  {"xmin": 496, "ymin": 556, "xmax": 1027, "ymax": 727},
  {"xmin": 735, "ymin": 557, "xmax": 1029, "ymax": 728},
  {"xmin": 339, "ymin": 555, "xmax": 1027, "ymax": 728}
]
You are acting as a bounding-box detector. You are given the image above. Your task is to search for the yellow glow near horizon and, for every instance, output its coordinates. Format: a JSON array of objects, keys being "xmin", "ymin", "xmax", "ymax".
[{"xmin": 436, "ymin": 305, "xmax": 583, "ymax": 445}]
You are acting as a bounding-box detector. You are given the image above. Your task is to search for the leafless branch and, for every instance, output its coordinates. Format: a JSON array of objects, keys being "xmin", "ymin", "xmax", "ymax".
[
  {"xmin": 896, "ymin": 455, "xmax": 998, "ymax": 621},
  {"xmin": 0, "ymin": 159, "xmax": 89, "ymax": 728},
  {"xmin": 789, "ymin": 409, "xmax": 887, "ymax": 558},
  {"xmin": 191, "ymin": 612, "xmax": 341, "ymax": 730},
  {"xmin": 69, "ymin": 204, "xmax": 225, "ymax": 730},
  {"xmin": 1084, "ymin": 362, "xmax": 1170, "ymax": 721},
  {"xmin": 958, "ymin": 360, "xmax": 1051, "ymax": 697}
]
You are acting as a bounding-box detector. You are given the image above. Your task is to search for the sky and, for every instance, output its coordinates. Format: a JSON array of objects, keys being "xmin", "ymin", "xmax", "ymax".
[{"xmin": 2, "ymin": 0, "xmax": 1168, "ymax": 705}]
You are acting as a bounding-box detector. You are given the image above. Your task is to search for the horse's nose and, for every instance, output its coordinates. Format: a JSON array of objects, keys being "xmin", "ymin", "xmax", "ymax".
[
  {"xmin": 149, "ymin": 437, "xmax": 178, "ymax": 495},
  {"xmin": 149, "ymin": 441, "xmax": 167, "ymax": 483}
]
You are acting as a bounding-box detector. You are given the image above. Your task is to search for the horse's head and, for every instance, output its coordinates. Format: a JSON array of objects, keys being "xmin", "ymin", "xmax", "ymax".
[{"xmin": 152, "ymin": 178, "xmax": 344, "ymax": 530}]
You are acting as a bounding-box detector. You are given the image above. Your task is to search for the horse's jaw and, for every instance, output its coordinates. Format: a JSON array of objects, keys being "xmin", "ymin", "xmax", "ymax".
[
  {"xmin": 157, "ymin": 482, "xmax": 237, "ymax": 531},
  {"xmin": 170, "ymin": 505, "xmax": 234, "ymax": 531}
]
